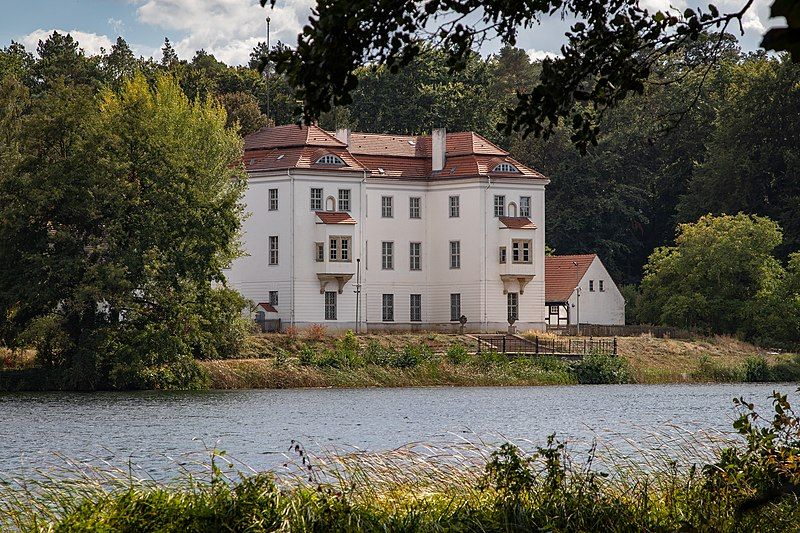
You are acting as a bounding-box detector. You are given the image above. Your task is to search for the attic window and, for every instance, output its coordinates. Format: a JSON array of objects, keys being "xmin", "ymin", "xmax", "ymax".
[
  {"xmin": 276, "ymin": 154, "xmax": 285, "ymax": 160},
  {"xmin": 316, "ymin": 154, "xmax": 345, "ymax": 165},
  {"xmin": 493, "ymin": 162, "xmax": 519, "ymax": 173},
  {"xmin": 377, "ymin": 167, "xmax": 386, "ymax": 174}
]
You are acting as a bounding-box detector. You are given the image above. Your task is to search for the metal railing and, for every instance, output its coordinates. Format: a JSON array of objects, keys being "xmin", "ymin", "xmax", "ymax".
[{"xmin": 475, "ymin": 334, "xmax": 616, "ymax": 356}]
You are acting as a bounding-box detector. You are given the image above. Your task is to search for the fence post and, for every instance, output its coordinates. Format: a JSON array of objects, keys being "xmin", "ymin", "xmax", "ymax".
[
  {"xmin": 477, "ymin": 337, "xmax": 481, "ymax": 354},
  {"xmin": 584, "ymin": 339, "xmax": 587, "ymax": 354},
  {"xmin": 502, "ymin": 336, "xmax": 506, "ymax": 354},
  {"xmin": 535, "ymin": 336, "xmax": 539, "ymax": 355},
  {"xmin": 613, "ymin": 337, "xmax": 617, "ymax": 355}
]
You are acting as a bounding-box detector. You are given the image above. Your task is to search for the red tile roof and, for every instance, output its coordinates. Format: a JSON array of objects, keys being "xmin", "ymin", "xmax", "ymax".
[
  {"xmin": 256, "ymin": 302, "xmax": 278, "ymax": 313},
  {"xmin": 499, "ymin": 216, "xmax": 536, "ymax": 229},
  {"xmin": 243, "ymin": 126, "xmax": 548, "ymax": 181},
  {"xmin": 315, "ymin": 211, "xmax": 356, "ymax": 224},
  {"xmin": 545, "ymin": 254, "xmax": 597, "ymax": 302}
]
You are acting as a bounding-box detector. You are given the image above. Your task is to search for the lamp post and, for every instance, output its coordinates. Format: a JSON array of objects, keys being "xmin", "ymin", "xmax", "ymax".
[
  {"xmin": 265, "ymin": 17, "xmax": 271, "ymax": 121},
  {"xmin": 572, "ymin": 260, "xmax": 581, "ymax": 337}
]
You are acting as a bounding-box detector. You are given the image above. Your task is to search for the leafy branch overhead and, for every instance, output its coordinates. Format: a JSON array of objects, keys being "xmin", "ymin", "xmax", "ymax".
[{"xmin": 262, "ymin": 0, "xmax": 800, "ymax": 152}]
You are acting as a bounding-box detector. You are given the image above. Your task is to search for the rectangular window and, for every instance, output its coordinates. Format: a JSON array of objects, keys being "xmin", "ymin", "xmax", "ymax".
[
  {"xmin": 449, "ymin": 195, "xmax": 460, "ymax": 218},
  {"xmin": 315, "ymin": 242, "xmax": 324, "ymax": 262},
  {"xmin": 549, "ymin": 304, "xmax": 559, "ymax": 315},
  {"xmin": 269, "ymin": 188, "xmax": 278, "ymax": 211},
  {"xmin": 410, "ymin": 294, "xmax": 422, "ymax": 322},
  {"xmin": 382, "ymin": 294, "xmax": 394, "ymax": 321},
  {"xmin": 329, "ymin": 236, "xmax": 351, "ymax": 262},
  {"xmin": 450, "ymin": 293, "xmax": 461, "ymax": 322},
  {"xmin": 449, "ymin": 240, "xmax": 461, "ymax": 269},
  {"xmin": 494, "ymin": 195, "xmax": 505, "ymax": 217},
  {"xmin": 519, "ymin": 196, "xmax": 531, "ymax": 217},
  {"xmin": 381, "ymin": 196, "xmax": 393, "ymax": 218},
  {"xmin": 338, "ymin": 189, "xmax": 351, "ymax": 212},
  {"xmin": 589, "ymin": 280, "xmax": 595, "ymax": 292},
  {"xmin": 310, "ymin": 187, "xmax": 323, "ymax": 210},
  {"xmin": 268, "ymin": 235, "xmax": 278, "ymax": 265},
  {"xmin": 409, "ymin": 242, "xmax": 421, "ymax": 271},
  {"xmin": 269, "ymin": 291, "xmax": 278, "ymax": 307},
  {"xmin": 499, "ymin": 246, "xmax": 507, "ymax": 264},
  {"xmin": 381, "ymin": 241, "xmax": 394, "ymax": 270},
  {"xmin": 599, "ymin": 280, "xmax": 605, "ymax": 292},
  {"xmin": 511, "ymin": 239, "xmax": 532, "ymax": 264},
  {"xmin": 324, "ymin": 291, "xmax": 337, "ymax": 320},
  {"xmin": 409, "ymin": 197, "xmax": 421, "ymax": 219},
  {"xmin": 508, "ymin": 292, "xmax": 519, "ymax": 322}
]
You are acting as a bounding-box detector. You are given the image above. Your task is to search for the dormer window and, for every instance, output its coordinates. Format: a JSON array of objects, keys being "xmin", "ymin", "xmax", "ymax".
[
  {"xmin": 492, "ymin": 162, "xmax": 519, "ymax": 173},
  {"xmin": 316, "ymin": 154, "xmax": 345, "ymax": 165}
]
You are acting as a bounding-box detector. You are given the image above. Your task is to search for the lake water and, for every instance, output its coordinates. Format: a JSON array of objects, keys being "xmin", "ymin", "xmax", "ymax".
[{"xmin": 1, "ymin": 383, "xmax": 797, "ymax": 479}]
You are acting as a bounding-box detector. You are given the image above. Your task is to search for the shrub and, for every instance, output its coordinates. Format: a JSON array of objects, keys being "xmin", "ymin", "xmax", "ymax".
[
  {"xmin": 390, "ymin": 344, "xmax": 426, "ymax": 368},
  {"xmin": 313, "ymin": 349, "xmax": 348, "ymax": 369},
  {"xmin": 298, "ymin": 344, "xmax": 314, "ymax": 366},
  {"xmin": 284, "ymin": 325, "xmax": 298, "ymax": 340},
  {"xmin": 473, "ymin": 350, "xmax": 506, "ymax": 369},
  {"xmin": 364, "ymin": 340, "xmax": 390, "ymax": 366},
  {"xmin": 273, "ymin": 348, "xmax": 288, "ymax": 367},
  {"xmin": 768, "ymin": 354, "xmax": 800, "ymax": 382},
  {"xmin": 446, "ymin": 343, "xmax": 469, "ymax": 365},
  {"xmin": 692, "ymin": 354, "xmax": 744, "ymax": 382},
  {"xmin": 306, "ymin": 324, "xmax": 328, "ymax": 342},
  {"xmin": 572, "ymin": 354, "xmax": 631, "ymax": 384},
  {"xmin": 743, "ymin": 356, "xmax": 771, "ymax": 382}
]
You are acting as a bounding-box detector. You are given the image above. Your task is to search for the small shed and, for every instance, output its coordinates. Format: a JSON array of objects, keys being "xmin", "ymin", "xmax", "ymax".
[
  {"xmin": 545, "ymin": 254, "xmax": 625, "ymax": 327},
  {"xmin": 254, "ymin": 302, "xmax": 281, "ymax": 332}
]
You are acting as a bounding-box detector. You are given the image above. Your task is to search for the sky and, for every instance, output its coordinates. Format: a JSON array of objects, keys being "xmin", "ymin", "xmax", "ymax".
[{"xmin": 0, "ymin": 0, "xmax": 779, "ymax": 67}]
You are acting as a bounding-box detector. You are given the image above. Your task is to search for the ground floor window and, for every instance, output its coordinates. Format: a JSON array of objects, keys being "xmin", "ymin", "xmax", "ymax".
[
  {"xmin": 269, "ymin": 291, "xmax": 278, "ymax": 307},
  {"xmin": 507, "ymin": 292, "xmax": 519, "ymax": 322},
  {"xmin": 410, "ymin": 294, "xmax": 422, "ymax": 322},
  {"xmin": 324, "ymin": 291, "xmax": 337, "ymax": 320},
  {"xmin": 549, "ymin": 304, "xmax": 559, "ymax": 315},
  {"xmin": 450, "ymin": 293, "xmax": 461, "ymax": 321},
  {"xmin": 382, "ymin": 294, "xmax": 394, "ymax": 321}
]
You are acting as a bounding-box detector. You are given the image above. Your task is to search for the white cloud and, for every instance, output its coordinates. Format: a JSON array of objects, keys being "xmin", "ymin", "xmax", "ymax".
[
  {"xmin": 108, "ymin": 17, "xmax": 125, "ymax": 36},
  {"xmin": 134, "ymin": 0, "xmax": 314, "ymax": 65},
  {"xmin": 526, "ymin": 48, "xmax": 556, "ymax": 61},
  {"xmin": 20, "ymin": 28, "xmax": 114, "ymax": 56}
]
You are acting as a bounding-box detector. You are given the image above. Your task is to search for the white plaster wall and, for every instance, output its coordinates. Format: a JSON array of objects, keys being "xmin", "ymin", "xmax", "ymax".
[
  {"xmin": 567, "ymin": 257, "xmax": 625, "ymax": 325},
  {"xmin": 226, "ymin": 170, "xmax": 548, "ymax": 332}
]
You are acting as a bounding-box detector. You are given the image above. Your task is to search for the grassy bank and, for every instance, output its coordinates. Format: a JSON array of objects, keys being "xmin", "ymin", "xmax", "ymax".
[
  {"xmin": 3, "ymin": 390, "xmax": 800, "ymax": 531},
  {"xmin": 3, "ymin": 332, "xmax": 798, "ymax": 391}
]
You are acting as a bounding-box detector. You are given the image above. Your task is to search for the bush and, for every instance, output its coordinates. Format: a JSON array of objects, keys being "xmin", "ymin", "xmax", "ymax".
[
  {"xmin": 768, "ymin": 354, "xmax": 800, "ymax": 382},
  {"xmin": 390, "ymin": 344, "xmax": 429, "ymax": 368},
  {"xmin": 446, "ymin": 343, "xmax": 469, "ymax": 365},
  {"xmin": 744, "ymin": 356, "xmax": 771, "ymax": 382},
  {"xmin": 313, "ymin": 349, "xmax": 348, "ymax": 369},
  {"xmin": 692, "ymin": 354, "xmax": 743, "ymax": 382},
  {"xmin": 473, "ymin": 350, "xmax": 506, "ymax": 369},
  {"xmin": 298, "ymin": 344, "xmax": 314, "ymax": 366},
  {"xmin": 572, "ymin": 354, "xmax": 631, "ymax": 384},
  {"xmin": 363, "ymin": 340, "xmax": 390, "ymax": 366},
  {"xmin": 306, "ymin": 324, "xmax": 328, "ymax": 342}
]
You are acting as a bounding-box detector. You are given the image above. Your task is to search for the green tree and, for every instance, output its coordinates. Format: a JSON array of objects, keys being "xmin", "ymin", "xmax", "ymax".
[
  {"xmin": 218, "ymin": 91, "xmax": 268, "ymax": 135},
  {"xmin": 638, "ymin": 213, "xmax": 784, "ymax": 334},
  {"xmin": 161, "ymin": 38, "xmax": 179, "ymax": 67},
  {"xmin": 0, "ymin": 74, "xmax": 248, "ymax": 389}
]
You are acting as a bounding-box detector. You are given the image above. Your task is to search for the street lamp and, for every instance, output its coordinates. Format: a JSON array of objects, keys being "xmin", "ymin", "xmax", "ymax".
[{"xmin": 572, "ymin": 260, "xmax": 581, "ymax": 337}]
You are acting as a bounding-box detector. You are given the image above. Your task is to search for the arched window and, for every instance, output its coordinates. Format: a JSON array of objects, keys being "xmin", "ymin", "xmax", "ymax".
[
  {"xmin": 492, "ymin": 162, "xmax": 519, "ymax": 173},
  {"xmin": 326, "ymin": 196, "xmax": 336, "ymax": 211},
  {"xmin": 316, "ymin": 154, "xmax": 345, "ymax": 165},
  {"xmin": 508, "ymin": 202, "xmax": 518, "ymax": 217}
]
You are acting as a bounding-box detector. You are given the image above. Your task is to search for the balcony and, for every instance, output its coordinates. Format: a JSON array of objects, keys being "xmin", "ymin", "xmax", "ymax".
[{"xmin": 314, "ymin": 211, "xmax": 358, "ymax": 293}]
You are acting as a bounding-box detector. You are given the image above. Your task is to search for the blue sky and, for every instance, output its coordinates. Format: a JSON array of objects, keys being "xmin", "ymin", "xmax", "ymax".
[{"xmin": 0, "ymin": 0, "xmax": 777, "ymax": 66}]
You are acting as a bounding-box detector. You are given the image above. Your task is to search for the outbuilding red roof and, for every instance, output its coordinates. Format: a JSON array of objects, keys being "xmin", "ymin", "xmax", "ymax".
[
  {"xmin": 499, "ymin": 216, "xmax": 536, "ymax": 229},
  {"xmin": 545, "ymin": 254, "xmax": 596, "ymax": 302},
  {"xmin": 256, "ymin": 302, "xmax": 278, "ymax": 313},
  {"xmin": 243, "ymin": 125, "xmax": 548, "ymax": 181},
  {"xmin": 315, "ymin": 211, "xmax": 357, "ymax": 224}
]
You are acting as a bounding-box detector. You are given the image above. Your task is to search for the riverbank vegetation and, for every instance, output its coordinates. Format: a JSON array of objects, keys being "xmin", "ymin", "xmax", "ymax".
[{"xmin": 3, "ymin": 389, "xmax": 800, "ymax": 531}]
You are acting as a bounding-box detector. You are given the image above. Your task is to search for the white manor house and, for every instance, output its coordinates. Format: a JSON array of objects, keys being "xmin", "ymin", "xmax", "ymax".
[{"xmin": 226, "ymin": 124, "xmax": 550, "ymax": 332}]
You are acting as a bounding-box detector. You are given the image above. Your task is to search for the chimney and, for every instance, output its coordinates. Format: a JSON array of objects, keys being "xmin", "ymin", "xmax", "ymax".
[
  {"xmin": 335, "ymin": 127, "xmax": 351, "ymax": 146},
  {"xmin": 432, "ymin": 127, "xmax": 446, "ymax": 172}
]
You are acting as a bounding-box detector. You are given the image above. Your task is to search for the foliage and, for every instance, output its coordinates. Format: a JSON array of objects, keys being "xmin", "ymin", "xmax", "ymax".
[
  {"xmin": 692, "ymin": 355, "xmax": 744, "ymax": 383},
  {"xmin": 743, "ymin": 356, "xmax": 772, "ymax": 383},
  {"xmin": 638, "ymin": 214, "xmax": 784, "ymax": 336},
  {"xmin": 445, "ymin": 343, "xmax": 469, "ymax": 365},
  {"xmin": 0, "ymin": 73, "xmax": 247, "ymax": 389},
  {"xmin": 306, "ymin": 324, "xmax": 328, "ymax": 342},
  {"xmin": 572, "ymin": 354, "xmax": 632, "ymax": 384},
  {"xmin": 263, "ymin": 0, "xmax": 793, "ymax": 152}
]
